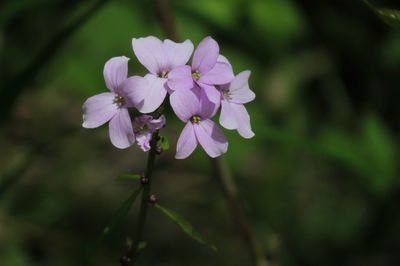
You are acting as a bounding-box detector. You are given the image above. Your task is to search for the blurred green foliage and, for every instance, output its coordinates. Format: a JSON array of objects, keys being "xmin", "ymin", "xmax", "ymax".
[{"xmin": 1, "ymin": 0, "xmax": 400, "ymax": 265}]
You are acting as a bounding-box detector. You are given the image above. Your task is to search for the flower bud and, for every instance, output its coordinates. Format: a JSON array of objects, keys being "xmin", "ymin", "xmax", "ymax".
[
  {"xmin": 140, "ymin": 175, "xmax": 149, "ymax": 185},
  {"xmin": 148, "ymin": 194, "xmax": 157, "ymax": 204},
  {"xmin": 155, "ymin": 146, "xmax": 163, "ymax": 155},
  {"xmin": 120, "ymin": 255, "xmax": 132, "ymax": 264}
]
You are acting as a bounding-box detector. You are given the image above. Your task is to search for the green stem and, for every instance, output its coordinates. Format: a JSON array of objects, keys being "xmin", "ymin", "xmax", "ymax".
[
  {"xmin": 211, "ymin": 157, "xmax": 269, "ymax": 266},
  {"xmin": 121, "ymin": 131, "xmax": 159, "ymax": 265}
]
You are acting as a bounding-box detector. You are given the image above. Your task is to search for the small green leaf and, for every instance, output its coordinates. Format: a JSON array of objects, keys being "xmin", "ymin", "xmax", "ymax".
[
  {"xmin": 103, "ymin": 187, "xmax": 142, "ymax": 235},
  {"xmin": 116, "ymin": 174, "xmax": 141, "ymax": 181},
  {"xmin": 138, "ymin": 241, "xmax": 147, "ymax": 251},
  {"xmin": 126, "ymin": 237, "xmax": 133, "ymax": 249},
  {"xmin": 154, "ymin": 203, "xmax": 217, "ymax": 251},
  {"xmin": 126, "ymin": 237, "xmax": 147, "ymax": 251},
  {"xmin": 159, "ymin": 135, "xmax": 170, "ymax": 151},
  {"xmin": 364, "ymin": 0, "xmax": 400, "ymax": 29}
]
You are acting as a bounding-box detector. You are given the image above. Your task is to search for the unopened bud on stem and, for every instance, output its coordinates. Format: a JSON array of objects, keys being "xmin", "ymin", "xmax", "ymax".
[
  {"xmin": 149, "ymin": 194, "xmax": 157, "ymax": 204},
  {"xmin": 140, "ymin": 174, "xmax": 149, "ymax": 185},
  {"xmin": 120, "ymin": 255, "xmax": 132, "ymax": 265},
  {"xmin": 155, "ymin": 146, "xmax": 163, "ymax": 155}
]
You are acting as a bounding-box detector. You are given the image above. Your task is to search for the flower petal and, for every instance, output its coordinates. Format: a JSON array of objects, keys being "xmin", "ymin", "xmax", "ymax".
[
  {"xmin": 194, "ymin": 119, "xmax": 228, "ymax": 158},
  {"xmin": 164, "ymin": 39, "xmax": 194, "ymax": 68},
  {"xmin": 199, "ymin": 62, "xmax": 234, "ymax": 85},
  {"xmin": 198, "ymin": 83, "xmax": 221, "ymax": 105},
  {"xmin": 103, "ymin": 56, "xmax": 129, "ymax": 91},
  {"xmin": 82, "ymin": 92, "xmax": 118, "ymax": 128},
  {"xmin": 136, "ymin": 133, "xmax": 152, "ymax": 152},
  {"xmin": 219, "ymin": 99, "xmax": 238, "ymax": 130},
  {"xmin": 231, "ymin": 103, "xmax": 255, "ymax": 138},
  {"xmin": 132, "ymin": 36, "xmax": 167, "ymax": 75},
  {"xmin": 136, "ymin": 74, "xmax": 167, "ymax": 114},
  {"xmin": 109, "ymin": 108, "xmax": 135, "ymax": 149},
  {"xmin": 170, "ymin": 88, "xmax": 200, "ymax": 122},
  {"xmin": 192, "ymin": 36, "xmax": 219, "ymax": 74},
  {"xmin": 119, "ymin": 76, "xmax": 145, "ymax": 108},
  {"xmin": 217, "ymin": 54, "xmax": 231, "ymax": 67},
  {"xmin": 199, "ymin": 88, "xmax": 219, "ymax": 119},
  {"xmin": 149, "ymin": 114, "xmax": 166, "ymax": 130},
  {"xmin": 176, "ymin": 122, "xmax": 198, "ymax": 159},
  {"xmin": 167, "ymin": 65, "xmax": 193, "ymax": 91},
  {"xmin": 228, "ymin": 70, "xmax": 255, "ymax": 104}
]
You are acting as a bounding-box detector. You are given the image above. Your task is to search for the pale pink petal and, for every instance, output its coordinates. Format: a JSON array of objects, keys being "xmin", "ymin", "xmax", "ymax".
[
  {"xmin": 149, "ymin": 114, "xmax": 166, "ymax": 130},
  {"xmin": 198, "ymin": 83, "xmax": 221, "ymax": 105},
  {"xmin": 228, "ymin": 70, "xmax": 255, "ymax": 104},
  {"xmin": 170, "ymin": 88, "xmax": 200, "ymax": 122},
  {"xmin": 176, "ymin": 122, "xmax": 198, "ymax": 159},
  {"xmin": 217, "ymin": 54, "xmax": 231, "ymax": 67},
  {"xmin": 199, "ymin": 62, "xmax": 234, "ymax": 85},
  {"xmin": 121, "ymin": 76, "xmax": 148, "ymax": 109},
  {"xmin": 132, "ymin": 36, "xmax": 167, "ymax": 75},
  {"xmin": 167, "ymin": 65, "xmax": 193, "ymax": 91},
  {"xmin": 164, "ymin": 39, "xmax": 194, "ymax": 68},
  {"xmin": 219, "ymin": 99, "xmax": 238, "ymax": 130},
  {"xmin": 192, "ymin": 36, "xmax": 219, "ymax": 74},
  {"xmin": 194, "ymin": 119, "xmax": 228, "ymax": 158},
  {"xmin": 118, "ymin": 76, "xmax": 148, "ymax": 107},
  {"xmin": 136, "ymin": 133, "xmax": 152, "ymax": 152},
  {"xmin": 136, "ymin": 74, "xmax": 168, "ymax": 113},
  {"xmin": 199, "ymin": 89, "xmax": 219, "ymax": 119},
  {"xmin": 109, "ymin": 108, "xmax": 135, "ymax": 149},
  {"xmin": 231, "ymin": 103, "xmax": 255, "ymax": 138},
  {"xmin": 82, "ymin": 92, "xmax": 118, "ymax": 128},
  {"xmin": 103, "ymin": 56, "xmax": 129, "ymax": 91}
]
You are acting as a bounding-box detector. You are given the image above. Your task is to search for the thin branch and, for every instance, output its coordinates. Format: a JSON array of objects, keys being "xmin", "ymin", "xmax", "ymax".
[
  {"xmin": 0, "ymin": 0, "xmax": 109, "ymax": 125},
  {"xmin": 211, "ymin": 157, "xmax": 269, "ymax": 266},
  {"xmin": 120, "ymin": 131, "xmax": 159, "ymax": 265},
  {"xmin": 155, "ymin": 0, "xmax": 179, "ymax": 42}
]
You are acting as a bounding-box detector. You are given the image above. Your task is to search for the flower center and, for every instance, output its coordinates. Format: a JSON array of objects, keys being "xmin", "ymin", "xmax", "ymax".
[
  {"xmin": 113, "ymin": 93, "xmax": 125, "ymax": 107},
  {"xmin": 192, "ymin": 70, "xmax": 200, "ymax": 80},
  {"xmin": 134, "ymin": 123, "xmax": 149, "ymax": 134},
  {"xmin": 190, "ymin": 115, "xmax": 202, "ymax": 123},
  {"xmin": 223, "ymin": 90, "xmax": 232, "ymax": 100},
  {"xmin": 158, "ymin": 69, "xmax": 169, "ymax": 78}
]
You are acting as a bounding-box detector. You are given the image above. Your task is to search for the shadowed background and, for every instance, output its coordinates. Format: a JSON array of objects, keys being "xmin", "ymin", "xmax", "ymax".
[{"xmin": 1, "ymin": 0, "xmax": 400, "ymax": 265}]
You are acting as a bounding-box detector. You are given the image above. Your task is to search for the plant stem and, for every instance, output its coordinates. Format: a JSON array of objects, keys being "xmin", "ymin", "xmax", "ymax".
[
  {"xmin": 121, "ymin": 131, "xmax": 159, "ymax": 265},
  {"xmin": 211, "ymin": 157, "xmax": 269, "ymax": 266},
  {"xmin": 155, "ymin": 0, "xmax": 179, "ymax": 42}
]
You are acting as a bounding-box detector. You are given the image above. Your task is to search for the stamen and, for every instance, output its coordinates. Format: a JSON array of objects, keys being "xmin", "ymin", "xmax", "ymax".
[
  {"xmin": 113, "ymin": 93, "xmax": 125, "ymax": 107},
  {"xmin": 190, "ymin": 115, "xmax": 201, "ymax": 123},
  {"xmin": 223, "ymin": 91, "xmax": 232, "ymax": 100},
  {"xmin": 192, "ymin": 70, "xmax": 200, "ymax": 80},
  {"xmin": 158, "ymin": 69, "xmax": 169, "ymax": 78},
  {"xmin": 133, "ymin": 121, "xmax": 150, "ymax": 134}
]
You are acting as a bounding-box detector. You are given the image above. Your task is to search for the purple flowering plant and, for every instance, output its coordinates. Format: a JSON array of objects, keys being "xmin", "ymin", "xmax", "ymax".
[{"xmin": 82, "ymin": 36, "xmax": 255, "ymax": 263}]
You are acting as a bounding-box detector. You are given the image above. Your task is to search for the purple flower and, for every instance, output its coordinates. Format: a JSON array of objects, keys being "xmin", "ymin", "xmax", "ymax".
[
  {"xmin": 168, "ymin": 37, "xmax": 234, "ymax": 105},
  {"xmin": 130, "ymin": 36, "xmax": 194, "ymax": 113},
  {"xmin": 133, "ymin": 115, "xmax": 166, "ymax": 152},
  {"xmin": 219, "ymin": 70, "xmax": 255, "ymax": 138},
  {"xmin": 82, "ymin": 56, "xmax": 136, "ymax": 149},
  {"xmin": 170, "ymin": 87, "xmax": 228, "ymax": 159}
]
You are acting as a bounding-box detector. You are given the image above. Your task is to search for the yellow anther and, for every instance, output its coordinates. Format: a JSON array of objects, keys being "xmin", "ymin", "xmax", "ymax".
[
  {"xmin": 113, "ymin": 93, "xmax": 125, "ymax": 107},
  {"xmin": 190, "ymin": 115, "xmax": 201, "ymax": 123},
  {"xmin": 192, "ymin": 70, "xmax": 200, "ymax": 80},
  {"xmin": 223, "ymin": 91, "xmax": 232, "ymax": 100},
  {"xmin": 158, "ymin": 69, "xmax": 169, "ymax": 78}
]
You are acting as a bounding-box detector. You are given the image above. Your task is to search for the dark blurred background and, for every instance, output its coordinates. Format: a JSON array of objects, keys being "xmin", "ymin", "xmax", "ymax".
[{"xmin": 1, "ymin": 0, "xmax": 400, "ymax": 265}]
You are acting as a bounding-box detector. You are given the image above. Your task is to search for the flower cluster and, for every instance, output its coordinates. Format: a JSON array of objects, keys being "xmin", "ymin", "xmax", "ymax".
[{"xmin": 82, "ymin": 36, "xmax": 255, "ymax": 159}]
